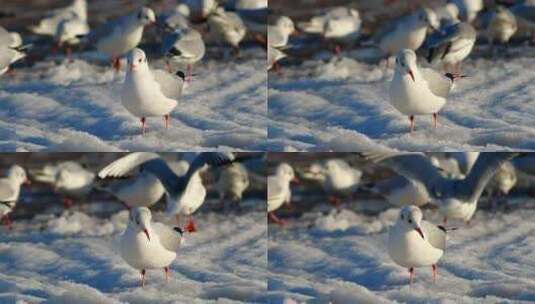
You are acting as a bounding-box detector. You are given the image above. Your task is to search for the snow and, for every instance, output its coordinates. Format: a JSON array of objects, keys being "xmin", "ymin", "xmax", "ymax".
[
  {"xmin": 0, "ymin": 49, "xmax": 267, "ymax": 152},
  {"xmin": 267, "ymin": 48, "xmax": 535, "ymax": 152},
  {"xmin": 0, "ymin": 201, "xmax": 267, "ymax": 303},
  {"xmin": 267, "ymin": 202, "xmax": 535, "ymax": 303}
]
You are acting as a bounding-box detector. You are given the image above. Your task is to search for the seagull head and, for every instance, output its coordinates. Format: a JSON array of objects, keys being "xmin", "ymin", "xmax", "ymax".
[
  {"xmin": 137, "ymin": 7, "xmax": 156, "ymax": 26},
  {"xmin": 276, "ymin": 16, "xmax": 296, "ymax": 37},
  {"xmin": 276, "ymin": 163, "xmax": 299, "ymax": 184},
  {"xmin": 395, "ymin": 49, "xmax": 417, "ymax": 82},
  {"xmin": 127, "ymin": 48, "xmax": 148, "ymax": 72},
  {"xmin": 8, "ymin": 165, "xmax": 29, "ymax": 186},
  {"xmin": 54, "ymin": 169, "xmax": 72, "ymax": 191},
  {"xmin": 131, "ymin": 207, "xmax": 152, "ymax": 242},
  {"xmin": 417, "ymin": 9, "xmax": 439, "ymax": 31},
  {"xmin": 398, "ymin": 206, "xmax": 424, "ymax": 240}
]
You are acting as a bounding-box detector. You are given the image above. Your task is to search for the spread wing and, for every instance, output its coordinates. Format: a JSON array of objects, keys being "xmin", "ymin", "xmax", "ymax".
[
  {"xmin": 420, "ymin": 68, "xmax": 453, "ymax": 98},
  {"xmin": 98, "ymin": 152, "xmax": 161, "ymax": 178},
  {"xmin": 152, "ymin": 69, "xmax": 184, "ymax": 100},
  {"xmin": 267, "ymin": 176, "xmax": 284, "ymax": 202},
  {"xmin": 0, "ymin": 181, "xmax": 15, "ymax": 202},
  {"xmin": 153, "ymin": 223, "xmax": 183, "ymax": 252},
  {"xmin": 421, "ymin": 220, "xmax": 446, "ymax": 250}
]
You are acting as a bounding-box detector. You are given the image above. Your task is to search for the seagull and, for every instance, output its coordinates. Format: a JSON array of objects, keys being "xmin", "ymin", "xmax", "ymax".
[
  {"xmin": 215, "ymin": 163, "xmax": 250, "ymax": 210},
  {"xmin": 428, "ymin": 152, "xmax": 480, "ymax": 177},
  {"xmin": 88, "ymin": 7, "xmax": 155, "ymax": 71},
  {"xmin": 55, "ymin": 15, "xmax": 90, "ymax": 60},
  {"xmin": 268, "ymin": 163, "xmax": 297, "ymax": 225},
  {"xmin": 31, "ymin": 161, "xmax": 95, "ymax": 208},
  {"xmin": 268, "ymin": 16, "xmax": 296, "ymax": 49},
  {"xmin": 450, "ymin": 0, "xmax": 484, "ymax": 23},
  {"xmin": 312, "ymin": 159, "xmax": 362, "ymax": 207},
  {"xmin": 433, "ymin": 3, "xmax": 460, "ymax": 24},
  {"xmin": 182, "ymin": 0, "xmax": 218, "ymax": 22},
  {"xmin": 367, "ymin": 175, "xmax": 431, "ymax": 207},
  {"xmin": 486, "ymin": 6, "xmax": 517, "ymax": 55},
  {"xmin": 119, "ymin": 207, "xmax": 184, "ymax": 287},
  {"xmin": 511, "ymin": 0, "xmax": 535, "ymax": 43},
  {"xmin": 30, "ymin": 0, "xmax": 87, "ymax": 37},
  {"xmin": 487, "ymin": 161, "xmax": 517, "ymax": 208},
  {"xmin": 97, "ymin": 152, "xmax": 253, "ymax": 232},
  {"xmin": 162, "ymin": 28, "xmax": 205, "ymax": 81},
  {"xmin": 267, "ymin": 46, "xmax": 286, "ymax": 71},
  {"xmin": 235, "ymin": 0, "xmax": 267, "ymax": 43},
  {"xmin": 0, "ymin": 26, "xmax": 22, "ymax": 49},
  {"xmin": 207, "ymin": 7, "xmax": 247, "ymax": 56},
  {"xmin": 121, "ymin": 48, "xmax": 184, "ymax": 135},
  {"xmin": 373, "ymin": 9, "xmax": 438, "ymax": 59},
  {"xmin": 363, "ymin": 152, "xmax": 519, "ymax": 224},
  {"xmin": 157, "ymin": 4, "xmax": 191, "ymax": 32},
  {"xmin": 0, "ymin": 165, "xmax": 29, "ymax": 230},
  {"xmin": 390, "ymin": 49, "xmax": 462, "ymax": 132},
  {"xmin": 0, "ymin": 46, "xmax": 26, "ymax": 76},
  {"xmin": 425, "ymin": 21, "xmax": 476, "ymax": 74},
  {"xmin": 388, "ymin": 206, "xmax": 449, "ymax": 285},
  {"xmin": 98, "ymin": 155, "xmax": 189, "ymax": 210}
]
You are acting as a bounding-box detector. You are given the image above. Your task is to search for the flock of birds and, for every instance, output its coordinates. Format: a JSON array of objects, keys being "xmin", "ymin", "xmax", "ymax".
[
  {"xmin": 268, "ymin": 0, "xmax": 535, "ymax": 132},
  {"xmin": 0, "ymin": 0, "xmax": 267, "ymax": 134},
  {"xmin": 267, "ymin": 152, "xmax": 535, "ymax": 285},
  {"xmin": 0, "ymin": 152, "xmax": 258, "ymax": 286}
]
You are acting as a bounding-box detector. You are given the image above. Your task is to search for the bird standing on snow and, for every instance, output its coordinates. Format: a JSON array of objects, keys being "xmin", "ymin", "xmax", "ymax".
[
  {"xmin": 89, "ymin": 7, "xmax": 155, "ymax": 71},
  {"xmin": 0, "ymin": 26, "xmax": 27, "ymax": 76},
  {"xmin": 208, "ymin": 7, "xmax": 247, "ymax": 56},
  {"xmin": 425, "ymin": 22, "xmax": 476, "ymax": 75},
  {"xmin": 388, "ymin": 206, "xmax": 448, "ymax": 285},
  {"xmin": 320, "ymin": 159, "xmax": 362, "ymax": 207},
  {"xmin": 30, "ymin": 0, "xmax": 87, "ymax": 37},
  {"xmin": 268, "ymin": 16, "xmax": 296, "ymax": 49},
  {"xmin": 215, "ymin": 163, "xmax": 250, "ymax": 210},
  {"xmin": 54, "ymin": 15, "xmax": 90, "ymax": 61},
  {"xmin": 121, "ymin": 48, "xmax": 184, "ymax": 135},
  {"xmin": 119, "ymin": 207, "xmax": 184, "ymax": 287},
  {"xmin": 451, "ymin": 0, "xmax": 483, "ymax": 23},
  {"xmin": 267, "ymin": 163, "xmax": 297, "ymax": 225},
  {"xmin": 486, "ymin": 6, "xmax": 517, "ymax": 55},
  {"xmin": 162, "ymin": 28, "xmax": 205, "ymax": 81},
  {"xmin": 390, "ymin": 49, "xmax": 461, "ymax": 132},
  {"xmin": 0, "ymin": 165, "xmax": 29, "ymax": 230}
]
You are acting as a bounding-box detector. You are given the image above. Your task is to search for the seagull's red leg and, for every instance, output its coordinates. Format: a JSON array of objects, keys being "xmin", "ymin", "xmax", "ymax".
[
  {"xmin": 409, "ymin": 267, "xmax": 415, "ymax": 286},
  {"xmin": 112, "ymin": 57, "xmax": 120, "ymax": 72},
  {"xmin": 140, "ymin": 117, "xmax": 146, "ymax": 135},
  {"xmin": 1, "ymin": 215, "xmax": 13, "ymax": 230},
  {"xmin": 166, "ymin": 61, "xmax": 172, "ymax": 73},
  {"xmin": 433, "ymin": 113, "xmax": 438, "ymax": 128},
  {"xmin": 187, "ymin": 64, "xmax": 192, "ymax": 82},
  {"xmin": 334, "ymin": 45, "xmax": 342, "ymax": 56},
  {"xmin": 268, "ymin": 212, "xmax": 286, "ymax": 226},
  {"xmin": 328, "ymin": 196, "xmax": 342, "ymax": 209},
  {"xmin": 66, "ymin": 46, "xmax": 73, "ymax": 63},
  {"xmin": 409, "ymin": 115, "xmax": 415, "ymax": 133},
  {"xmin": 432, "ymin": 264, "xmax": 437, "ymax": 283},
  {"xmin": 140, "ymin": 269, "xmax": 146, "ymax": 287},
  {"xmin": 185, "ymin": 216, "xmax": 197, "ymax": 233},
  {"xmin": 63, "ymin": 198, "xmax": 73, "ymax": 209},
  {"xmin": 164, "ymin": 266, "xmax": 170, "ymax": 283},
  {"xmin": 443, "ymin": 216, "xmax": 448, "ymax": 224},
  {"xmin": 164, "ymin": 114, "xmax": 170, "ymax": 129}
]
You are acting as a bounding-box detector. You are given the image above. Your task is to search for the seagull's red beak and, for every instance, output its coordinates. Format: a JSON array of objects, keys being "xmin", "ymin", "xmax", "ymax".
[
  {"xmin": 292, "ymin": 177, "xmax": 300, "ymax": 184},
  {"xmin": 415, "ymin": 227, "xmax": 424, "ymax": 240},
  {"xmin": 24, "ymin": 179, "xmax": 31, "ymax": 185},
  {"xmin": 143, "ymin": 228, "xmax": 151, "ymax": 242},
  {"xmin": 408, "ymin": 70, "xmax": 415, "ymax": 82}
]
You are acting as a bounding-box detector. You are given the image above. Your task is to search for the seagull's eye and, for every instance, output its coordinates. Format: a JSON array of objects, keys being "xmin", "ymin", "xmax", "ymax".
[
  {"xmin": 408, "ymin": 219, "xmax": 412, "ymax": 224},
  {"xmin": 138, "ymin": 58, "xmax": 142, "ymax": 63},
  {"xmin": 400, "ymin": 214, "xmax": 404, "ymax": 220}
]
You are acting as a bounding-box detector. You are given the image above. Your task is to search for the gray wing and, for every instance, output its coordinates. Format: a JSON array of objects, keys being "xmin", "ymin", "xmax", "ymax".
[
  {"xmin": 454, "ymin": 153, "xmax": 519, "ymax": 202},
  {"xmin": 371, "ymin": 175, "xmax": 412, "ymax": 195},
  {"xmin": 0, "ymin": 181, "xmax": 15, "ymax": 202},
  {"xmin": 0, "ymin": 47, "xmax": 14, "ymax": 71},
  {"xmin": 153, "ymin": 223, "xmax": 183, "ymax": 252},
  {"xmin": 421, "ymin": 220, "xmax": 446, "ymax": 250},
  {"xmin": 86, "ymin": 13, "xmax": 131, "ymax": 43},
  {"xmin": 362, "ymin": 152, "xmax": 447, "ymax": 196},
  {"xmin": 0, "ymin": 26, "xmax": 12, "ymax": 46},
  {"xmin": 163, "ymin": 29, "xmax": 205, "ymax": 59},
  {"xmin": 139, "ymin": 158, "xmax": 183, "ymax": 195},
  {"xmin": 420, "ymin": 68, "xmax": 453, "ymax": 98},
  {"xmin": 98, "ymin": 152, "xmax": 161, "ymax": 178},
  {"xmin": 152, "ymin": 69, "xmax": 184, "ymax": 100},
  {"xmin": 372, "ymin": 14, "xmax": 411, "ymax": 43}
]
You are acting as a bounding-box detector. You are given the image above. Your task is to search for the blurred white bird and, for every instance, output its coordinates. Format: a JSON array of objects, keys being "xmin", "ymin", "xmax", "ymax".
[
  {"xmin": 119, "ymin": 207, "xmax": 184, "ymax": 287},
  {"xmin": 55, "ymin": 16, "xmax": 90, "ymax": 61},
  {"xmin": 487, "ymin": 161, "xmax": 517, "ymax": 209},
  {"xmin": 388, "ymin": 206, "xmax": 448, "ymax": 285},
  {"xmin": 208, "ymin": 7, "xmax": 247, "ymax": 55},
  {"xmin": 235, "ymin": 0, "xmax": 267, "ymax": 41},
  {"xmin": 373, "ymin": 9, "xmax": 438, "ymax": 59},
  {"xmin": 486, "ymin": 6, "xmax": 518, "ymax": 55},
  {"xmin": 367, "ymin": 175, "xmax": 431, "ymax": 207},
  {"xmin": 31, "ymin": 161, "xmax": 95, "ymax": 208},
  {"xmin": 121, "ymin": 48, "xmax": 183, "ymax": 135},
  {"xmin": 390, "ymin": 49, "xmax": 460, "ymax": 132},
  {"xmin": 182, "ymin": 0, "xmax": 218, "ymax": 22},
  {"xmin": 0, "ymin": 46, "xmax": 26, "ymax": 76},
  {"xmin": 158, "ymin": 4, "xmax": 191, "ymax": 32},
  {"xmin": 451, "ymin": 0, "xmax": 483, "ymax": 23},
  {"xmin": 30, "ymin": 0, "xmax": 87, "ymax": 37},
  {"xmin": 268, "ymin": 16, "xmax": 296, "ymax": 49},
  {"xmin": 320, "ymin": 159, "xmax": 362, "ymax": 207},
  {"xmin": 268, "ymin": 163, "xmax": 297, "ymax": 225},
  {"xmin": 88, "ymin": 7, "xmax": 155, "ymax": 71},
  {"xmin": 215, "ymin": 163, "xmax": 250, "ymax": 210},
  {"xmin": 162, "ymin": 28, "xmax": 206, "ymax": 81},
  {"xmin": 267, "ymin": 46, "xmax": 287, "ymax": 71},
  {"xmin": 425, "ymin": 22, "xmax": 476, "ymax": 74},
  {"xmin": 0, "ymin": 165, "xmax": 29, "ymax": 230}
]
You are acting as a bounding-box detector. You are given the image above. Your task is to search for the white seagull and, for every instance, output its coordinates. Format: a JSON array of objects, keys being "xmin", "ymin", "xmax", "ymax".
[
  {"xmin": 215, "ymin": 163, "xmax": 250, "ymax": 210},
  {"xmin": 0, "ymin": 165, "xmax": 29, "ymax": 230},
  {"xmin": 55, "ymin": 15, "xmax": 90, "ymax": 60},
  {"xmin": 312, "ymin": 159, "xmax": 362, "ymax": 207},
  {"xmin": 363, "ymin": 152, "xmax": 519, "ymax": 224},
  {"xmin": 208, "ymin": 7, "xmax": 247, "ymax": 55},
  {"xmin": 119, "ymin": 207, "xmax": 184, "ymax": 287},
  {"xmin": 121, "ymin": 48, "xmax": 184, "ymax": 135},
  {"xmin": 267, "ymin": 163, "xmax": 297, "ymax": 225},
  {"xmin": 162, "ymin": 28, "xmax": 205, "ymax": 81},
  {"xmin": 368, "ymin": 175, "xmax": 431, "ymax": 207},
  {"xmin": 389, "ymin": 49, "xmax": 460, "ymax": 132},
  {"xmin": 99, "ymin": 152, "xmax": 251, "ymax": 232},
  {"xmin": 451, "ymin": 0, "xmax": 483, "ymax": 23},
  {"xmin": 30, "ymin": 0, "xmax": 87, "ymax": 37},
  {"xmin": 388, "ymin": 206, "xmax": 448, "ymax": 285},
  {"xmin": 425, "ymin": 22, "xmax": 476, "ymax": 74},
  {"xmin": 486, "ymin": 6, "xmax": 518, "ymax": 53},
  {"xmin": 88, "ymin": 7, "xmax": 155, "ymax": 71},
  {"xmin": 268, "ymin": 16, "xmax": 296, "ymax": 49}
]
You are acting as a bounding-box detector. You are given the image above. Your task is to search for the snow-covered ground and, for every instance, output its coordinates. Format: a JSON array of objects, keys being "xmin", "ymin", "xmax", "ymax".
[
  {"xmin": 0, "ymin": 200, "xmax": 267, "ymax": 303},
  {"xmin": 0, "ymin": 48, "xmax": 267, "ymax": 152},
  {"xmin": 266, "ymin": 200, "xmax": 535, "ymax": 303},
  {"xmin": 268, "ymin": 47, "xmax": 535, "ymax": 152}
]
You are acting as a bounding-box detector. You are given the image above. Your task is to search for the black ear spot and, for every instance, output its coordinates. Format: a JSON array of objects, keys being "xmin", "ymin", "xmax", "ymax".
[
  {"xmin": 169, "ymin": 47, "xmax": 182, "ymax": 56},
  {"xmin": 174, "ymin": 227, "xmax": 184, "ymax": 235},
  {"xmin": 176, "ymin": 71, "xmax": 185, "ymax": 80},
  {"xmin": 444, "ymin": 73, "xmax": 455, "ymax": 81}
]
